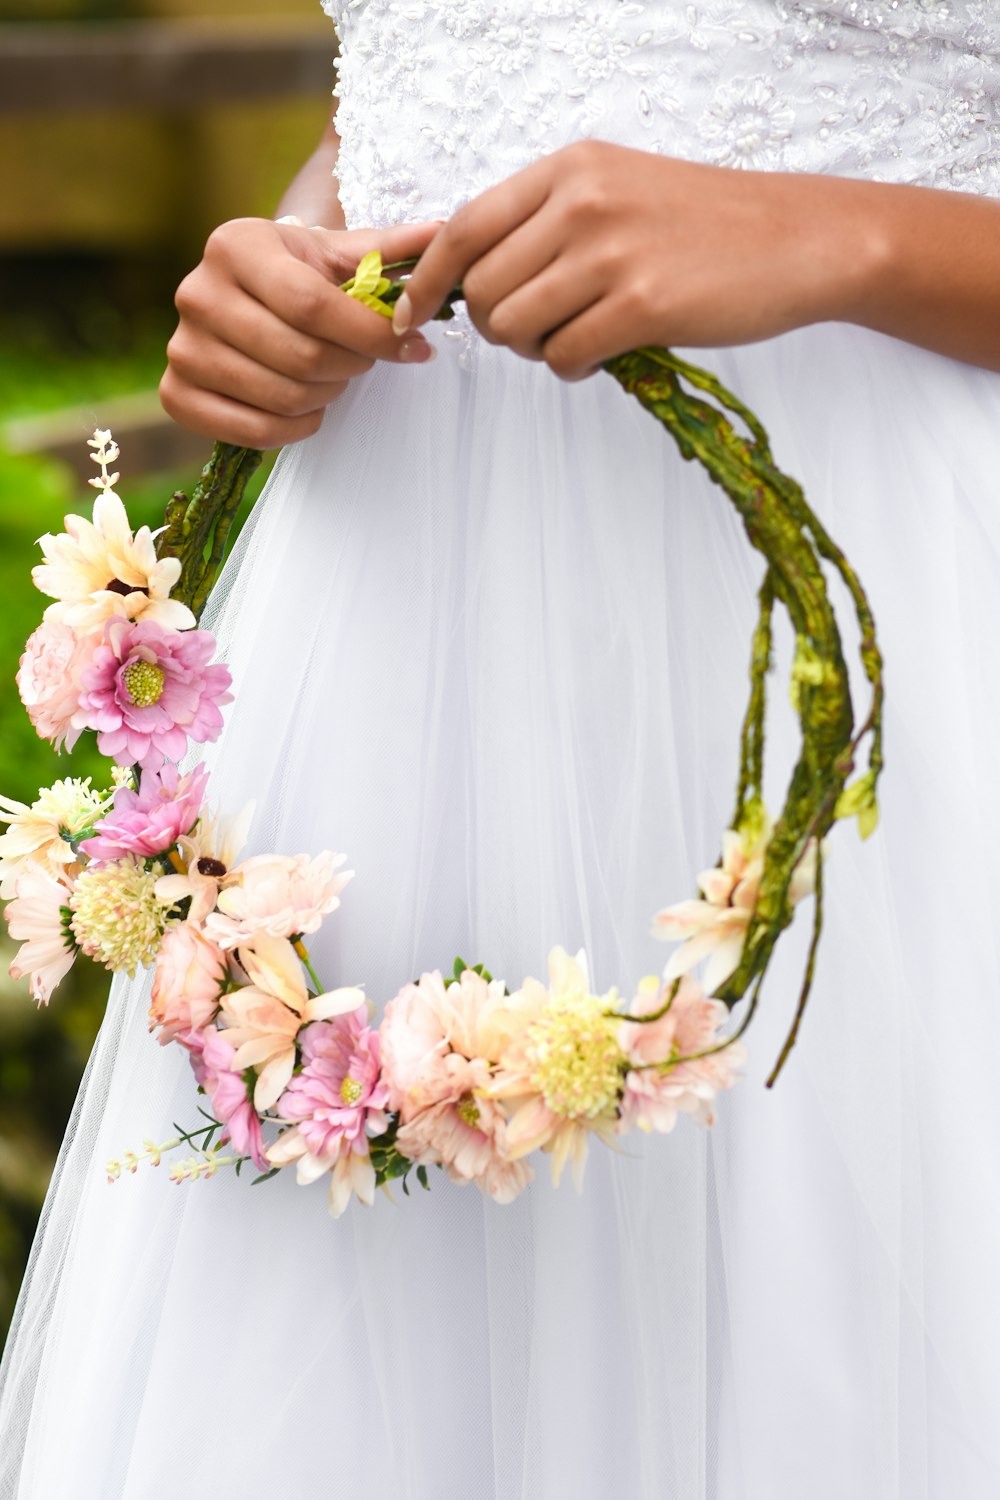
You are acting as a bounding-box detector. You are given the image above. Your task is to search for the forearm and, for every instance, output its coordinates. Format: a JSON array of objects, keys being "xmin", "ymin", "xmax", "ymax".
[
  {"xmin": 818, "ymin": 177, "xmax": 1000, "ymax": 372},
  {"xmin": 274, "ymin": 118, "xmax": 347, "ymax": 230}
]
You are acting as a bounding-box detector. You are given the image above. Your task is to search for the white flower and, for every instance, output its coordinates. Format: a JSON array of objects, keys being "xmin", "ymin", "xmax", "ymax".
[
  {"xmin": 0, "ymin": 778, "xmax": 110, "ymax": 899},
  {"xmin": 700, "ymin": 78, "xmax": 795, "ymax": 170}
]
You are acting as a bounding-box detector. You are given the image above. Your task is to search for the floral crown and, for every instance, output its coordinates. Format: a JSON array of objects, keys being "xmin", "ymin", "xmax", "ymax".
[{"xmin": 0, "ymin": 254, "xmax": 882, "ymax": 1217}]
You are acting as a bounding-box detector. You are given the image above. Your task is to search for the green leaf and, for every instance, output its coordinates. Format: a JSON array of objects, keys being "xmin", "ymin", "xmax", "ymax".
[
  {"xmin": 857, "ymin": 798, "xmax": 880, "ymax": 840},
  {"xmin": 250, "ymin": 1167, "xmax": 281, "ymax": 1186},
  {"xmin": 349, "ymin": 250, "xmax": 384, "ymax": 300},
  {"xmin": 834, "ymin": 771, "xmax": 879, "ymax": 839}
]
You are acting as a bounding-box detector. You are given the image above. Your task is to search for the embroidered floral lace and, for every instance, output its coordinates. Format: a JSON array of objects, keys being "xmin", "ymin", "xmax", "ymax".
[{"xmin": 321, "ymin": 0, "xmax": 1000, "ymax": 228}]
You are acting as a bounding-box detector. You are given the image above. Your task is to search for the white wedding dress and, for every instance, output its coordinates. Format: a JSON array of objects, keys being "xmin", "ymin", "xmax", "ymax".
[{"xmin": 3, "ymin": 3, "xmax": 1000, "ymax": 1496}]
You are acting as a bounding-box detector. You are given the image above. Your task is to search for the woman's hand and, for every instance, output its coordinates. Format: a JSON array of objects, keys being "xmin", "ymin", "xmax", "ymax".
[
  {"xmin": 161, "ymin": 216, "xmax": 441, "ymax": 447},
  {"xmin": 394, "ymin": 141, "xmax": 880, "ymax": 380}
]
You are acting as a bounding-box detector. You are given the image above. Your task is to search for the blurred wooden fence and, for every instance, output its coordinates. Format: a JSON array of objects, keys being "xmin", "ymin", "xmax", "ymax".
[
  {"xmin": 0, "ymin": 16, "xmax": 336, "ymax": 473},
  {"xmin": 0, "ymin": 20, "xmax": 334, "ymax": 114}
]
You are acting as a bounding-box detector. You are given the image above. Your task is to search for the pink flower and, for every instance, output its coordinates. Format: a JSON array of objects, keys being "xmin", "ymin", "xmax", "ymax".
[
  {"xmin": 149, "ymin": 922, "xmax": 226, "ymax": 1043},
  {"xmin": 80, "ymin": 763, "xmax": 209, "ymax": 864},
  {"xmin": 5, "ymin": 863, "xmax": 77, "ymax": 1005},
  {"xmin": 381, "ymin": 968, "xmax": 534, "ymax": 1203},
  {"xmin": 74, "ymin": 617, "xmax": 232, "ymax": 771},
  {"xmin": 185, "ymin": 1026, "xmax": 267, "ymax": 1171},
  {"xmin": 652, "ymin": 822, "xmax": 818, "ymax": 994},
  {"xmin": 17, "ymin": 619, "xmax": 92, "ymax": 752},
  {"xmin": 618, "ymin": 975, "xmax": 746, "ymax": 1135},
  {"xmin": 267, "ymin": 1010, "xmax": 391, "ymax": 1215},
  {"xmin": 204, "ymin": 851, "xmax": 352, "ymax": 951},
  {"xmin": 276, "ymin": 1009, "xmax": 390, "ymax": 1160}
]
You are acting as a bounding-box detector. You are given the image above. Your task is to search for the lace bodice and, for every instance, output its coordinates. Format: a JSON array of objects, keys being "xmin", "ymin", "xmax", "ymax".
[{"xmin": 322, "ymin": 1, "xmax": 1000, "ymax": 228}]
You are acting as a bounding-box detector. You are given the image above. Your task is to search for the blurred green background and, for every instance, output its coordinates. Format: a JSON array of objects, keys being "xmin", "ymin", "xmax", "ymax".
[{"xmin": 0, "ymin": 0, "xmax": 334, "ymax": 1347}]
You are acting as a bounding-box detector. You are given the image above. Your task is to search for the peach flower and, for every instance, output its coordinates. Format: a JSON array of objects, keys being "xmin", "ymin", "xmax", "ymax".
[
  {"xmin": 149, "ymin": 922, "xmax": 227, "ymax": 1044},
  {"xmin": 618, "ymin": 975, "xmax": 747, "ymax": 1135},
  {"xmin": 381, "ymin": 967, "xmax": 533, "ymax": 1203},
  {"xmin": 204, "ymin": 851, "xmax": 352, "ymax": 951},
  {"xmin": 16, "ymin": 619, "xmax": 92, "ymax": 752},
  {"xmin": 218, "ymin": 933, "xmax": 364, "ymax": 1111}
]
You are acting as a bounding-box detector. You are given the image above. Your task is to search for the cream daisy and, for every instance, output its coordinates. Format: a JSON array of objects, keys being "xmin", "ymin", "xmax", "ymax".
[
  {"xmin": 487, "ymin": 948, "xmax": 627, "ymax": 1190},
  {"xmin": 33, "ymin": 489, "xmax": 195, "ymax": 636},
  {"xmin": 0, "ymin": 777, "xmax": 111, "ymax": 899}
]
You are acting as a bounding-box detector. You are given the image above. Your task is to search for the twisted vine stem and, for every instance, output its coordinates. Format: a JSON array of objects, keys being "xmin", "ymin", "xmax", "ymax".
[
  {"xmin": 156, "ymin": 276, "xmax": 883, "ymax": 1087},
  {"xmin": 606, "ymin": 348, "xmax": 883, "ymax": 1079}
]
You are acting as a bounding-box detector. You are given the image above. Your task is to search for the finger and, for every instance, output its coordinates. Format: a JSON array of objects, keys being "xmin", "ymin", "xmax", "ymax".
[
  {"xmin": 473, "ymin": 255, "xmax": 605, "ymax": 359},
  {"xmin": 460, "ymin": 212, "xmax": 562, "ymax": 331},
  {"xmin": 160, "ymin": 366, "xmax": 330, "ymax": 449},
  {"xmin": 393, "ymin": 158, "xmax": 555, "ymax": 333},
  {"xmin": 234, "ymin": 252, "xmax": 436, "ymax": 363},
  {"xmin": 175, "ymin": 285, "xmax": 376, "ymax": 386},
  {"xmin": 279, "ymin": 218, "xmax": 443, "ymax": 286},
  {"xmin": 166, "ymin": 330, "xmax": 350, "ymax": 421},
  {"xmin": 541, "ymin": 294, "xmax": 646, "ymax": 383}
]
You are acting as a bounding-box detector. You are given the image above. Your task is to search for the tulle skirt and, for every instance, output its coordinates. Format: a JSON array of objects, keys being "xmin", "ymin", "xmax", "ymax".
[{"xmin": 3, "ymin": 319, "xmax": 1000, "ymax": 1498}]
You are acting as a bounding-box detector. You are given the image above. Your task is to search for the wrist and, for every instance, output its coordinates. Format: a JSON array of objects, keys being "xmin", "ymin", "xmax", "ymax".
[{"xmin": 808, "ymin": 176, "xmax": 898, "ymax": 328}]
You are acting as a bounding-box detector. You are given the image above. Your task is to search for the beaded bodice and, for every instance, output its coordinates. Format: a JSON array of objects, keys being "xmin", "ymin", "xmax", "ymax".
[{"xmin": 321, "ymin": 1, "xmax": 1000, "ymax": 227}]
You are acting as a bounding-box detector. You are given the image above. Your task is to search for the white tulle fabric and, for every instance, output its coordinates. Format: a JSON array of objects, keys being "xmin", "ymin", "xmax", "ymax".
[{"xmin": 4, "ymin": 4, "xmax": 1000, "ymax": 1497}]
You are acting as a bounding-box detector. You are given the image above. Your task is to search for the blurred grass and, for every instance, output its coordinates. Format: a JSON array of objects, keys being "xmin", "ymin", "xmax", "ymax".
[{"xmin": 0, "ymin": 333, "xmax": 270, "ymax": 1347}]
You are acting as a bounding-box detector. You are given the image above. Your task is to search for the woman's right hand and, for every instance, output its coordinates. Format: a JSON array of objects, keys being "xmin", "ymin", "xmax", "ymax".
[{"xmin": 160, "ymin": 216, "xmax": 441, "ymax": 448}]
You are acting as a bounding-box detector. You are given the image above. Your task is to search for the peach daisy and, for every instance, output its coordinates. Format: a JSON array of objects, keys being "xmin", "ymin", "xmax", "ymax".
[
  {"xmin": 652, "ymin": 821, "xmax": 818, "ymax": 994},
  {"xmin": 218, "ymin": 934, "xmax": 364, "ymax": 1112}
]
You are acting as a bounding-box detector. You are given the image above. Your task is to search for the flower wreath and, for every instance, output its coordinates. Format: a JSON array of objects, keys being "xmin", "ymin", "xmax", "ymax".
[{"xmin": 1, "ymin": 256, "xmax": 883, "ymax": 1217}]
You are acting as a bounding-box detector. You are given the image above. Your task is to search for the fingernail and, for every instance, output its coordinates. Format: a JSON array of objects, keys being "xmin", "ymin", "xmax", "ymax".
[
  {"xmin": 275, "ymin": 214, "xmax": 305, "ymax": 226},
  {"xmin": 393, "ymin": 290, "xmax": 413, "ymax": 336},
  {"xmin": 398, "ymin": 338, "xmax": 436, "ymax": 365}
]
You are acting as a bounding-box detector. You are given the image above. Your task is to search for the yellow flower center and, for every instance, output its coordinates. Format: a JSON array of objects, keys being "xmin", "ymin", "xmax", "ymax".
[
  {"xmin": 525, "ymin": 996, "xmax": 625, "ymax": 1120},
  {"xmin": 122, "ymin": 660, "xmax": 165, "ymax": 707},
  {"xmin": 340, "ymin": 1075, "xmax": 363, "ymax": 1106},
  {"xmin": 456, "ymin": 1094, "xmax": 481, "ymax": 1128}
]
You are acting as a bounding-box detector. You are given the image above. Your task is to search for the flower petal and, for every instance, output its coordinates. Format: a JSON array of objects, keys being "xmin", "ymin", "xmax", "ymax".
[{"xmin": 253, "ymin": 1047, "xmax": 296, "ymax": 1112}]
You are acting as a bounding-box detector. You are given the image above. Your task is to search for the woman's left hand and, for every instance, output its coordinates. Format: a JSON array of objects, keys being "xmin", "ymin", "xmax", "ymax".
[{"xmin": 393, "ymin": 140, "xmax": 876, "ymax": 379}]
